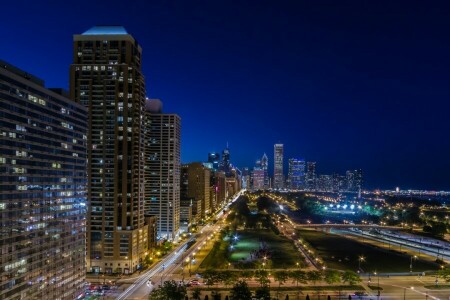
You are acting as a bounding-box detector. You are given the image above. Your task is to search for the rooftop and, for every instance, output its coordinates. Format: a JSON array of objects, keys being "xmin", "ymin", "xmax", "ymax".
[{"xmin": 82, "ymin": 26, "xmax": 128, "ymax": 35}]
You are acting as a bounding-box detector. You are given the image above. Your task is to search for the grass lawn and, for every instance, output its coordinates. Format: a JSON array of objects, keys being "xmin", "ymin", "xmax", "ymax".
[
  {"xmin": 200, "ymin": 229, "xmax": 304, "ymax": 270},
  {"xmin": 297, "ymin": 229, "xmax": 439, "ymax": 273}
]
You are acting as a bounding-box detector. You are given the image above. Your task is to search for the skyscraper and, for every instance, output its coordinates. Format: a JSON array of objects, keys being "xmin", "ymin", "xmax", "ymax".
[
  {"xmin": 273, "ymin": 144, "xmax": 284, "ymax": 189},
  {"xmin": 145, "ymin": 99, "xmax": 181, "ymax": 240},
  {"xmin": 208, "ymin": 152, "xmax": 220, "ymax": 170},
  {"xmin": 305, "ymin": 162, "xmax": 317, "ymax": 191},
  {"xmin": 220, "ymin": 145, "xmax": 231, "ymax": 175},
  {"xmin": 252, "ymin": 158, "xmax": 265, "ymax": 190},
  {"xmin": 0, "ymin": 61, "xmax": 87, "ymax": 299},
  {"xmin": 70, "ymin": 26, "xmax": 148, "ymax": 274},
  {"xmin": 186, "ymin": 162, "xmax": 211, "ymax": 220},
  {"xmin": 261, "ymin": 153, "xmax": 269, "ymax": 189},
  {"xmin": 288, "ymin": 158, "xmax": 306, "ymax": 190}
]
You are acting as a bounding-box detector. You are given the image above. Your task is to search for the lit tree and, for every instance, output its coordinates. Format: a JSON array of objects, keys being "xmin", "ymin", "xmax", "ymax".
[
  {"xmin": 229, "ymin": 280, "xmax": 252, "ymax": 300},
  {"xmin": 148, "ymin": 280, "xmax": 186, "ymax": 300},
  {"xmin": 342, "ymin": 270, "xmax": 361, "ymax": 285},
  {"xmin": 290, "ymin": 270, "xmax": 307, "ymax": 287}
]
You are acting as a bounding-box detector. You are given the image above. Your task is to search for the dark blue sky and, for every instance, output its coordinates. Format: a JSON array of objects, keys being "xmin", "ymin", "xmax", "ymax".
[{"xmin": 2, "ymin": 1, "xmax": 450, "ymax": 190}]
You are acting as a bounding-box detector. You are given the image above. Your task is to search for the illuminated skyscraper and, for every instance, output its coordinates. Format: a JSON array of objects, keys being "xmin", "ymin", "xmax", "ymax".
[
  {"xmin": 252, "ymin": 158, "xmax": 264, "ymax": 190},
  {"xmin": 273, "ymin": 144, "xmax": 284, "ymax": 189},
  {"xmin": 220, "ymin": 145, "xmax": 231, "ymax": 175},
  {"xmin": 288, "ymin": 158, "xmax": 306, "ymax": 190},
  {"xmin": 261, "ymin": 153, "xmax": 269, "ymax": 189},
  {"xmin": 145, "ymin": 99, "xmax": 181, "ymax": 240},
  {"xmin": 70, "ymin": 26, "xmax": 148, "ymax": 274},
  {"xmin": 305, "ymin": 162, "xmax": 317, "ymax": 191},
  {"xmin": 208, "ymin": 152, "xmax": 220, "ymax": 170},
  {"xmin": 0, "ymin": 61, "xmax": 87, "ymax": 299}
]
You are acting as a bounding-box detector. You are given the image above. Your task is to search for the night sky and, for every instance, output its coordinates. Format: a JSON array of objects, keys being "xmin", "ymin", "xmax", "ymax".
[{"xmin": 2, "ymin": 1, "xmax": 450, "ymax": 190}]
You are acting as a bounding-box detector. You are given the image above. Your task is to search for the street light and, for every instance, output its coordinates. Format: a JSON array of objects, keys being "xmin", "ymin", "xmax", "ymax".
[
  {"xmin": 358, "ymin": 256, "xmax": 365, "ymax": 272},
  {"xmin": 410, "ymin": 255, "xmax": 417, "ymax": 273}
]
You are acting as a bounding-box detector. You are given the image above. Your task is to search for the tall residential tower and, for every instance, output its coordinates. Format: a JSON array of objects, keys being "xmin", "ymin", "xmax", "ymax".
[
  {"xmin": 70, "ymin": 26, "xmax": 148, "ymax": 274},
  {"xmin": 273, "ymin": 144, "xmax": 284, "ymax": 189},
  {"xmin": 0, "ymin": 61, "xmax": 87, "ymax": 299},
  {"xmin": 144, "ymin": 99, "xmax": 181, "ymax": 240}
]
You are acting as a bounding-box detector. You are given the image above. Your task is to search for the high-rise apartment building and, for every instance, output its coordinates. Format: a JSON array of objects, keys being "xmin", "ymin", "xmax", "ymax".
[
  {"xmin": 144, "ymin": 99, "xmax": 181, "ymax": 240},
  {"xmin": 252, "ymin": 168, "xmax": 265, "ymax": 190},
  {"xmin": 220, "ymin": 146, "xmax": 231, "ymax": 175},
  {"xmin": 288, "ymin": 158, "xmax": 306, "ymax": 190},
  {"xmin": 70, "ymin": 26, "xmax": 148, "ymax": 274},
  {"xmin": 186, "ymin": 162, "xmax": 211, "ymax": 220},
  {"xmin": 346, "ymin": 169, "xmax": 363, "ymax": 194},
  {"xmin": 0, "ymin": 61, "xmax": 87, "ymax": 299},
  {"xmin": 261, "ymin": 153, "xmax": 269, "ymax": 189},
  {"xmin": 273, "ymin": 144, "xmax": 284, "ymax": 189},
  {"xmin": 305, "ymin": 162, "xmax": 317, "ymax": 191},
  {"xmin": 208, "ymin": 152, "xmax": 220, "ymax": 171}
]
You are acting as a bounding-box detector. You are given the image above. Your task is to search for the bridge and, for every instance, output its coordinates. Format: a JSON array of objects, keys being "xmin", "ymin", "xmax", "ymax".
[{"xmin": 294, "ymin": 223, "xmax": 400, "ymax": 230}]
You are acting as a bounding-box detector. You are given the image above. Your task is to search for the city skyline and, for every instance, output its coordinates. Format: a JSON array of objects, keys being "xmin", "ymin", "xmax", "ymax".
[{"xmin": 2, "ymin": 1, "xmax": 450, "ymax": 190}]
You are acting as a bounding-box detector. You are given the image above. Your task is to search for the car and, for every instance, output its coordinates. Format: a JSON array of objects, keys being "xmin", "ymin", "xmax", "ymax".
[
  {"xmin": 352, "ymin": 291, "xmax": 369, "ymax": 296},
  {"xmin": 189, "ymin": 280, "xmax": 201, "ymax": 286}
]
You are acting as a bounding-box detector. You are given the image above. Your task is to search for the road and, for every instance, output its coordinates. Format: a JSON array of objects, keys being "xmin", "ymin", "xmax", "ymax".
[{"xmin": 114, "ymin": 190, "xmax": 245, "ymax": 300}]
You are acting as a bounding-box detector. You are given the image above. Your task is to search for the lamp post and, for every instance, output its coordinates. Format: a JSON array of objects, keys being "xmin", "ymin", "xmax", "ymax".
[
  {"xmin": 358, "ymin": 256, "xmax": 365, "ymax": 273},
  {"xmin": 410, "ymin": 255, "xmax": 417, "ymax": 273},
  {"xmin": 374, "ymin": 271, "xmax": 380, "ymax": 300}
]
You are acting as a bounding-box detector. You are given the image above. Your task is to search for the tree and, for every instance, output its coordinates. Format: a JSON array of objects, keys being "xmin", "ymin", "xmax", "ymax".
[
  {"xmin": 254, "ymin": 286, "xmax": 271, "ymax": 300},
  {"xmin": 305, "ymin": 295, "xmax": 310, "ymax": 300},
  {"xmin": 219, "ymin": 270, "xmax": 238, "ymax": 288},
  {"xmin": 229, "ymin": 280, "xmax": 252, "ymax": 300},
  {"xmin": 438, "ymin": 267, "xmax": 450, "ymax": 282},
  {"xmin": 324, "ymin": 270, "xmax": 341, "ymax": 285},
  {"xmin": 254, "ymin": 270, "xmax": 270, "ymax": 287},
  {"xmin": 192, "ymin": 288, "xmax": 201, "ymax": 300},
  {"xmin": 290, "ymin": 270, "xmax": 307, "ymax": 286},
  {"xmin": 148, "ymin": 280, "xmax": 186, "ymax": 300},
  {"xmin": 203, "ymin": 269, "xmax": 220, "ymax": 287},
  {"xmin": 274, "ymin": 271, "xmax": 290, "ymax": 289},
  {"xmin": 342, "ymin": 271, "xmax": 361, "ymax": 285},
  {"xmin": 241, "ymin": 270, "xmax": 254, "ymax": 281},
  {"xmin": 306, "ymin": 270, "xmax": 322, "ymax": 286}
]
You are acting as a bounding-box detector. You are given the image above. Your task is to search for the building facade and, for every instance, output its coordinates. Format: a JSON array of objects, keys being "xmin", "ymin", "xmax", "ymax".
[
  {"xmin": 186, "ymin": 162, "xmax": 211, "ymax": 221},
  {"xmin": 288, "ymin": 158, "xmax": 306, "ymax": 190},
  {"xmin": 305, "ymin": 161, "xmax": 317, "ymax": 191},
  {"xmin": 207, "ymin": 152, "xmax": 220, "ymax": 171},
  {"xmin": 70, "ymin": 26, "xmax": 148, "ymax": 274},
  {"xmin": 273, "ymin": 144, "xmax": 284, "ymax": 189},
  {"xmin": 261, "ymin": 153, "xmax": 269, "ymax": 189},
  {"xmin": 144, "ymin": 99, "xmax": 181, "ymax": 240},
  {"xmin": 0, "ymin": 61, "xmax": 87, "ymax": 299}
]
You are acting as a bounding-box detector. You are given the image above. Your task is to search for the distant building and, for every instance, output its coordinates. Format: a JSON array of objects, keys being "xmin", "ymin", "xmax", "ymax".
[
  {"xmin": 186, "ymin": 162, "xmax": 211, "ymax": 221},
  {"xmin": 317, "ymin": 175, "xmax": 333, "ymax": 192},
  {"xmin": 345, "ymin": 169, "xmax": 363, "ymax": 193},
  {"xmin": 252, "ymin": 168, "xmax": 265, "ymax": 190},
  {"xmin": 220, "ymin": 146, "xmax": 231, "ymax": 175},
  {"xmin": 273, "ymin": 144, "xmax": 284, "ymax": 189},
  {"xmin": 208, "ymin": 152, "xmax": 220, "ymax": 170},
  {"xmin": 70, "ymin": 26, "xmax": 148, "ymax": 274},
  {"xmin": 305, "ymin": 162, "xmax": 317, "ymax": 191},
  {"xmin": 332, "ymin": 173, "xmax": 347, "ymax": 192},
  {"xmin": 261, "ymin": 153, "xmax": 269, "ymax": 189},
  {"xmin": 288, "ymin": 158, "xmax": 306, "ymax": 190},
  {"xmin": 144, "ymin": 99, "xmax": 181, "ymax": 240},
  {"xmin": 0, "ymin": 60, "xmax": 87, "ymax": 299}
]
